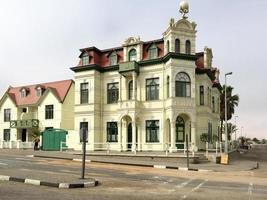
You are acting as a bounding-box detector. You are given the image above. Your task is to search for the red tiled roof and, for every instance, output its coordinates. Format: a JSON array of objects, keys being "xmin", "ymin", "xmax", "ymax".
[{"xmin": 6, "ymin": 80, "xmax": 73, "ymax": 106}]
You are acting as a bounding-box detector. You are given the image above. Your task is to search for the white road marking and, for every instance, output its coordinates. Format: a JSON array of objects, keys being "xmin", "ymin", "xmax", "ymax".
[
  {"xmin": 181, "ymin": 180, "xmax": 208, "ymax": 199},
  {"xmin": 248, "ymin": 182, "xmax": 253, "ymax": 200},
  {"xmin": 191, "ymin": 180, "xmax": 207, "ymax": 192},
  {"xmin": 15, "ymin": 158, "xmax": 33, "ymax": 161},
  {"xmin": 0, "ymin": 162, "xmax": 8, "ymax": 166},
  {"xmin": 176, "ymin": 179, "xmax": 193, "ymax": 189}
]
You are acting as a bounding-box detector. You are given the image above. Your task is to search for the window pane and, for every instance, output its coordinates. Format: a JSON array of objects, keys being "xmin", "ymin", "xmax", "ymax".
[
  {"xmin": 107, "ymin": 122, "xmax": 118, "ymax": 142},
  {"xmin": 146, "ymin": 78, "xmax": 159, "ymax": 101},
  {"xmin": 82, "ymin": 56, "xmax": 89, "ymax": 65},
  {"xmin": 45, "ymin": 105, "xmax": 54, "ymax": 119},
  {"xmin": 146, "ymin": 120, "xmax": 159, "ymax": 143},
  {"xmin": 80, "ymin": 83, "xmax": 89, "ymax": 104},
  {"xmin": 107, "ymin": 83, "xmax": 119, "ymax": 104}
]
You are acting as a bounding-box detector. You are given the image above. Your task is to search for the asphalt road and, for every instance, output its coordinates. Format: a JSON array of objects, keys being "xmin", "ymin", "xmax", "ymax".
[{"xmin": 0, "ymin": 147, "xmax": 267, "ymax": 200}]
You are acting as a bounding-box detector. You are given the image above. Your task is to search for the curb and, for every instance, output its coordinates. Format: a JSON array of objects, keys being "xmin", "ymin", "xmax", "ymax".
[
  {"xmin": 0, "ymin": 175, "xmax": 98, "ymax": 189},
  {"xmin": 32, "ymin": 155, "xmax": 213, "ymax": 172}
]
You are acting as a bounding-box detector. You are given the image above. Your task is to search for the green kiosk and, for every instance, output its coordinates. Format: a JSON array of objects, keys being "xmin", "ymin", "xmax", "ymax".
[{"xmin": 41, "ymin": 129, "xmax": 68, "ymax": 151}]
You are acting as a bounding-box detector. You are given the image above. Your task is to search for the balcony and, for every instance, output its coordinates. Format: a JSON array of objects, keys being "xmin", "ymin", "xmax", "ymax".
[
  {"xmin": 119, "ymin": 61, "xmax": 139, "ymax": 74},
  {"xmin": 10, "ymin": 119, "xmax": 39, "ymax": 129}
]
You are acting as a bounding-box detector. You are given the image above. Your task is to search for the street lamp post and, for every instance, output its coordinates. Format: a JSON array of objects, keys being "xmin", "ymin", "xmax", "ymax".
[
  {"xmin": 225, "ymin": 72, "xmax": 233, "ymax": 154},
  {"xmin": 234, "ymin": 116, "xmax": 238, "ymax": 141}
]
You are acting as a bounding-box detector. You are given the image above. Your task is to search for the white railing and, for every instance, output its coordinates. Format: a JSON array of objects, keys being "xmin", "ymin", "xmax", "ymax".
[
  {"xmin": 76, "ymin": 142, "xmax": 194, "ymax": 156},
  {"xmin": 205, "ymin": 141, "xmax": 237, "ymax": 156},
  {"xmin": 0, "ymin": 141, "xmax": 34, "ymax": 149},
  {"xmin": 60, "ymin": 141, "xmax": 68, "ymax": 152}
]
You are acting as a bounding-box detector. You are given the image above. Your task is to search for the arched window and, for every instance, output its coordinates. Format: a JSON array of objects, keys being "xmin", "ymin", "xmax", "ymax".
[
  {"xmin": 128, "ymin": 80, "xmax": 133, "ymax": 100},
  {"xmin": 176, "ymin": 116, "xmax": 185, "ymax": 142},
  {"xmin": 167, "ymin": 76, "xmax": 170, "ymax": 98},
  {"xmin": 166, "ymin": 40, "xmax": 170, "ymax": 53},
  {"xmin": 109, "ymin": 51, "xmax": 117, "ymax": 66},
  {"xmin": 148, "ymin": 44, "xmax": 158, "ymax": 59},
  {"xmin": 129, "ymin": 49, "xmax": 137, "ymax": 61},
  {"xmin": 175, "ymin": 72, "xmax": 191, "ymax": 97},
  {"xmin": 185, "ymin": 40, "xmax": 191, "ymax": 54},
  {"xmin": 175, "ymin": 39, "xmax": 180, "ymax": 53}
]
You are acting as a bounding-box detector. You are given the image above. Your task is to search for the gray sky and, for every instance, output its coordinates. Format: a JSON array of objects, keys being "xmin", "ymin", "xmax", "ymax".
[{"xmin": 0, "ymin": 0, "xmax": 266, "ymax": 139}]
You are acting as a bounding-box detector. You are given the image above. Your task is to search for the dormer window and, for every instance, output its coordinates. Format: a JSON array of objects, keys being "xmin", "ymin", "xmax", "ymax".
[
  {"xmin": 20, "ymin": 88, "xmax": 27, "ymax": 98},
  {"xmin": 148, "ymin": 44, "xmax": 158, "ymax": 59},
  {"xmin": 109, "ymin": 51, "xmax": 118, "ymax": 66},
  {"xmin": 82, "ymin": 54, "xmax": 89, "ymax": 65},
  {"xmin": 129, "ymin": 49, "xmax": 137, "ymax": 61},
  {"xmin": 35, "ymin": 85, "xmax": 44, "ymax": 97},
  {"xmin": 36, "ymin": 87, "xmax": 42, "ymax": 97}
]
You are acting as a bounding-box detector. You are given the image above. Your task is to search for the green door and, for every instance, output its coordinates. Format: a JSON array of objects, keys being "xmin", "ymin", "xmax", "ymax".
[
  {"xmin": 176, "ymin": 117, "xmax": 185, "ymax": 149},
  {"xmin": 41, "ymin": 129, "xmax": 67, "ymax": 151}
]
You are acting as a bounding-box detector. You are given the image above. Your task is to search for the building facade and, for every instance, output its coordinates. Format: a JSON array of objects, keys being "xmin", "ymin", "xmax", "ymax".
[
  {"xmin": 69, "ymin": 7, "xmax": 222, "ymax": 152},
  {"xmin": 0, "ymin": 80, "xmax": 74, "ymax": 148}
]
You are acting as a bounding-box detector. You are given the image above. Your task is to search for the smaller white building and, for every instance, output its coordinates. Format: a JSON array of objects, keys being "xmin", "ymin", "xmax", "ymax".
[{"xmin": 0, "ymin": 80, "xmax": 74, "ymax": 149}]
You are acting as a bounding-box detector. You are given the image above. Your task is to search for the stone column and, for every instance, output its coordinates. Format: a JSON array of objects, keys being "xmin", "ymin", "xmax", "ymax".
[
  {"xmin": 132, "ymin": 121, "xmax": 136, "ymax": 152},
  {"xmin": 170, "ymin": 121, "xmax": 176, "ymax": 152}
]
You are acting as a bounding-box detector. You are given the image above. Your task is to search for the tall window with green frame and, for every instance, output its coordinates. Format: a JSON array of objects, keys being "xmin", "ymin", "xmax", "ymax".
[
  {"xmin": 176, "ymin": 116, "xmax": 185, "ymax": 142},
  {"xmin": 146, "ymin": 78, "xmax": 159, "ymax": 100},
  {"xmin": 3, "ymin": 129, "xmax": 10, "ymax": 141},
  {"xmin": 146, "ymin": 120, "xmax": 159, "ymax": 143},
  {"xmin": 45, "ymin": 105, "xmax": 54, "ymax": 119},
  {"xmin": 80, "ymin": 83, "xmax": 89, "ymax": 104},
  {"xmin": 107, "ymin": 122, "xmax": 118, "ymax": 142},
  {"xmin": 4, "ymin": 109, "xmax": 11, "ymax": 122},
  {"xmin": 128, "ymin": 80, "xmax": 133, "ymax": 100},
  {"xmin": 200, "ymin": 85, "xmax": 204, "ymax": 105},
  {"xmin": 175, "ymin": 72, "xmax": 191, "ymax": 97},
  {"xmin": 148, "ymin": 44, "xmax": 158, "ymax": 59},
  {"xmin": 107, "ymin": 82, "xmax": 119, "ymax": 104}
]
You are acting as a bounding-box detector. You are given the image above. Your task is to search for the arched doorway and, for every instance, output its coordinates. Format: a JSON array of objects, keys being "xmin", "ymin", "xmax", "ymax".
[{"xmin": 176, "ymin": 116, "xmax": 185, "ymax": 149}]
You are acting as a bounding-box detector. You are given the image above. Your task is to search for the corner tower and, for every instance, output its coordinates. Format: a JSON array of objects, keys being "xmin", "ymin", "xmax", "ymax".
[{"xmin": 163, "ymin": 1, "xmax": 197, "ymax": 55}]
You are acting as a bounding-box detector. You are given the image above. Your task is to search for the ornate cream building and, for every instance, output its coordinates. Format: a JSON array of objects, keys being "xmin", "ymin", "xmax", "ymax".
[{"xmin": 69, "ymin": 2, "xmax": 222, "ymax": 152}]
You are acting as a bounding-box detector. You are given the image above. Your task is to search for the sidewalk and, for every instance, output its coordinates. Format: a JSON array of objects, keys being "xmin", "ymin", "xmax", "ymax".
[{"xmin": 31, "ymin": 150, "xmax": 258, "ymax": 172}]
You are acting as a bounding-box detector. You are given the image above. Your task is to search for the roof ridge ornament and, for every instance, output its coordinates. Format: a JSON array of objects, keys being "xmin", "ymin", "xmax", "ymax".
[{"xmin": 179, "ymin": 1, "xmax": 189, "ymax": 19}]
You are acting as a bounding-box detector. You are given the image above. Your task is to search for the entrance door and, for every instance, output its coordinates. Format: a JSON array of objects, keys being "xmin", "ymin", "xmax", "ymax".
[
  {"xmin": 176, "ymin": 117, "xmax": 185, "ymax": 149},
  {"xmin": 127, "ymin": 123, "xmax": 132, "ymax": 150},
  {"xmin": 22, "ymin": 129, "xmax": 27, "ymax": 142}
]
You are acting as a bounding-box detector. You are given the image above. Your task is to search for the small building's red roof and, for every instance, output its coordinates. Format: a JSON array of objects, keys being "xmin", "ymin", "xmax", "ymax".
[{"xmin": 6, "ymin": 79, "xmax": 73, "ymax": 106}]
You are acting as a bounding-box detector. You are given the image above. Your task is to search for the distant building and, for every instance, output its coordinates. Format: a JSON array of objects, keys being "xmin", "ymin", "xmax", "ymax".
[
  {"xmin": 0, "ymin": 80, "xmax": 74, "ymax": 148},
  {"xmin": 69, "ymin": 2, "xmax": 221, "ymax": 152}
]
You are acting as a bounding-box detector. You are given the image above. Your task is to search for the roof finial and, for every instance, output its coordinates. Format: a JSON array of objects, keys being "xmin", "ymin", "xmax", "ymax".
[{"xmin": 179, "ymin": 1, "xmax": 189, "ymax": 19}]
